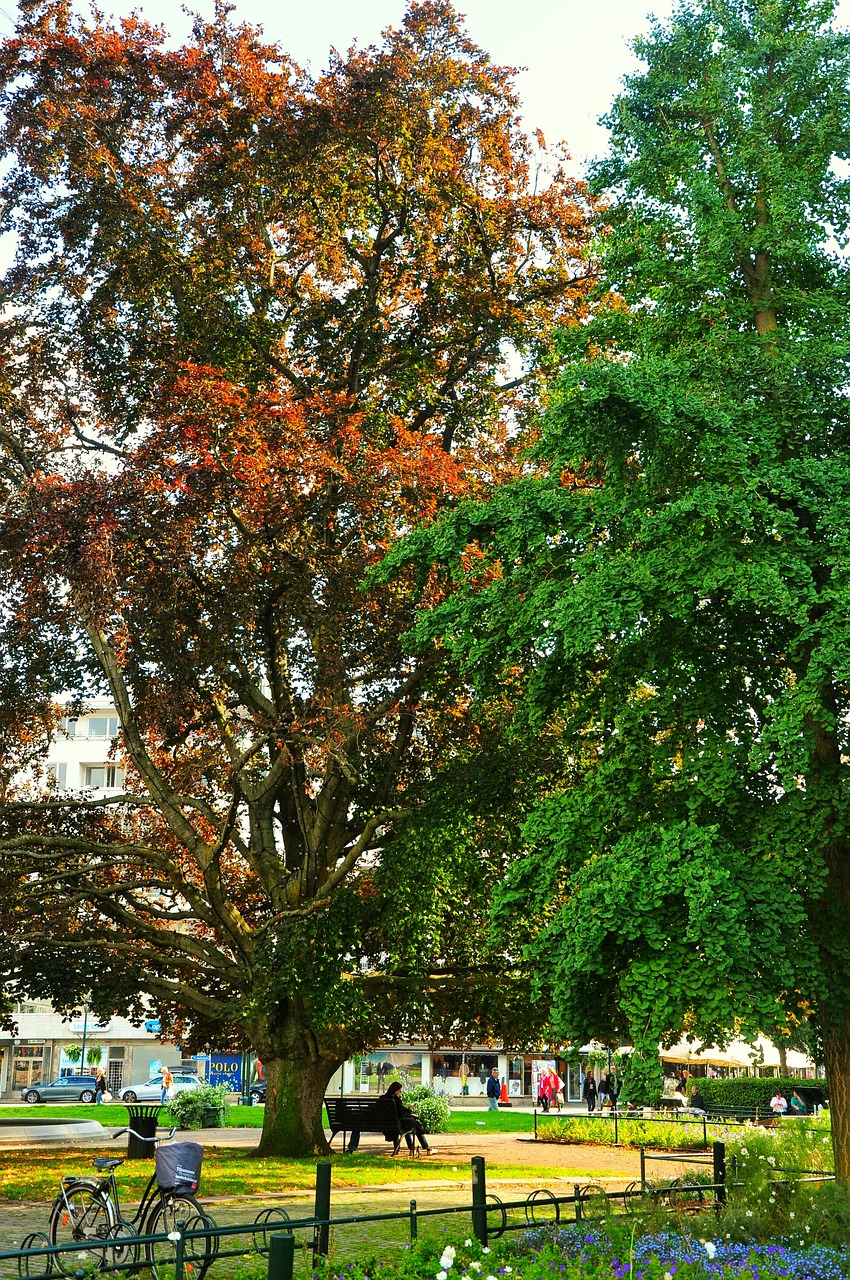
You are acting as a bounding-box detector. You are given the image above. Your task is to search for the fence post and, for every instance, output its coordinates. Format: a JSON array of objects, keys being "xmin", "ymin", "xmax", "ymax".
[
  {"xmin": 313, "ymin": 1160, "xmax": 332, "ymax": 1261},
  {"xmin": 703, "ymin": 1115, "xmax": 707, "ymax": 1147},
  {"xmin": 533, "ymin": 1105, "xmax": 538, "ymax": 1140},
  {"xmin": 409, "ymin": 1199, "xmax": 418, "ymax": 1243},
  {"xmin": 640, "ymin": 1146, "xmax": 646, "ymax": 1191},
  {"xmin": 574, "ymin": 1184, "xmax": 582, "ymax": 1222},
  {"xmin": 471, "ymin": 1156, "xmax": 488, "ymax": 1246},
  {"xmin": 269, "ymin": 1233, "xmax": 295, "ymax": 1280},
  {"xmin": 614, "ymin": 1107, "xmax": 619, "ymax": 1146},
  {"xmin": 174, "ymin": 1222, "xmax": 186, "ymax": 1280},
  {"xmin": 713, "ymin": 1142, "xmax": 726, "ymax": 1207}
]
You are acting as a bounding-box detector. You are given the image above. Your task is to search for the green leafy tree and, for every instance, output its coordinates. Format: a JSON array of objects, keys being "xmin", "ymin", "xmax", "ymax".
[{"xmin": 384, "ymin": 0, "xmax": 850, "ymax": 1183}]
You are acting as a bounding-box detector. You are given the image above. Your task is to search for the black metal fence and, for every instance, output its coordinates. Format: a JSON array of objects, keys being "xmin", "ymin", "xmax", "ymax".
[{"xmin": 0, "ymin": 1151, "xmax": 732, "ymax": 1280}]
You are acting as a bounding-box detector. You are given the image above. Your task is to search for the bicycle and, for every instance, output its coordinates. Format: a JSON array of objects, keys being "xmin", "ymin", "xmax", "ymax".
[{"xmin": 47, "ymin": 1125, "xmax": 218, "ymax": 1277}]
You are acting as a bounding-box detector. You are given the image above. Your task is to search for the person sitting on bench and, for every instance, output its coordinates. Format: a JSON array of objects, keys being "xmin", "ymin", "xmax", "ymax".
[{"xmin": 385, "ymin": 1081, "xmax": 433, "ymax": 1155}]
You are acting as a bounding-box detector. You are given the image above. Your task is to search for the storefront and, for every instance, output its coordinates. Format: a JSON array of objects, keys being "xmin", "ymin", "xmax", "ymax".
[
  {"xmin": 12, "ymin": 1042, "xmax": 47, "ymax": 1092},
  {"xmin": 431, "ymin": 1052, "xmax": 499, "ymax": 1097},
  {"xmin": 351, "ymin": 1050, "xmax": 425, "ymax": 1094}
]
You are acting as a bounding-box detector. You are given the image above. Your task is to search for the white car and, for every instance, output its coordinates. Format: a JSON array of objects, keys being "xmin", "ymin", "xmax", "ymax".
[{"xmin": 119, "ymin": 1072, "xmax": 202, "ymax": 1103}]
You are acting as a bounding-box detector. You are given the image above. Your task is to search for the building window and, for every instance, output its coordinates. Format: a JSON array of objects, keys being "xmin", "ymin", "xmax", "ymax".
[
  {"xmin": 88, "ymin": 717, "xmax": 119, "ymax": 739},
  {"xmin": 84, "ymin": 765, "xmax": 122, "ymax": 789},
  {"xmin": 47, "ymin": 763, "xmax": 67, "ymax": 789},
  {"xmin": 60, "ymin": 718, "xmax": 78, "ymax": 737}
]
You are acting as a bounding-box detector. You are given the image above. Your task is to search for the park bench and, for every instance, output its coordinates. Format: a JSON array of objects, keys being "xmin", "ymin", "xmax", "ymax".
[{"xmin": 324, "ymin": 1097, "xmax": 414, "ymax": 1155}]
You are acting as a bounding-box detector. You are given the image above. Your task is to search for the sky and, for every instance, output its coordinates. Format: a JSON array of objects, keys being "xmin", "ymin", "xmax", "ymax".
[
  {"xmin": 0, "ymin": 0, "xmax": 684, "ymax": 169},
  {"xmin": 1, "ymin": 0, "xmax": 848, "ymax": 167}
]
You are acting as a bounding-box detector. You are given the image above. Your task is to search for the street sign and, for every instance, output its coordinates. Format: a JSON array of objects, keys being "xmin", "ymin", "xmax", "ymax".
[{"xmin": 144, "ymin": 1019, "xmax": 161, "ymax": 1034}]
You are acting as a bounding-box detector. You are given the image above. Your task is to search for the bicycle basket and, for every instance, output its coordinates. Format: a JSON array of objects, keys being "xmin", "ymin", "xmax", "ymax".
[{"xmin": 155, "ymin": 1142, "xmax": 204, "ymax": 1193}]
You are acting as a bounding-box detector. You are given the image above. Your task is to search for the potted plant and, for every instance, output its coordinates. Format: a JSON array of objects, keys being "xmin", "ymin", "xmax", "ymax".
[{"xmin": 164, "ymin": 1082, "xmax": 230, "ymax": 1130}]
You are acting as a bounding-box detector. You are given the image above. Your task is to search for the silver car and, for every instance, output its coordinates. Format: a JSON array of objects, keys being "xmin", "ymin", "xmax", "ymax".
[{"xmin": 119, "ymin": 1072, "xmax": 202, "ymax": 1103}]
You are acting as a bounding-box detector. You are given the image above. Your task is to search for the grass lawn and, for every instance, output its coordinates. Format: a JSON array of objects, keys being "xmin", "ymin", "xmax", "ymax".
[
  {"xmin": 0, "ymin": 1146, "xmax": 597, "ymax": 1203},
  {"xmin": 0, "ymin": 1103, "xmax": 538, "ymax": 1133}
]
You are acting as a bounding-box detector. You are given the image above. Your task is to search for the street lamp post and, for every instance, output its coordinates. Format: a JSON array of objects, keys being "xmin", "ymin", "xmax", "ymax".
[{"xmin": 79, "ymin": 1006, "xmax": 88, "ymax": 1074}]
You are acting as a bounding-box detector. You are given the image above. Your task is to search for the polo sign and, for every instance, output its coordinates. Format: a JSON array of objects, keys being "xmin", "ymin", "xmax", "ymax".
[{"xmin": 209, "ymin": 1054, "xmax": 242, "ymax": 1092}]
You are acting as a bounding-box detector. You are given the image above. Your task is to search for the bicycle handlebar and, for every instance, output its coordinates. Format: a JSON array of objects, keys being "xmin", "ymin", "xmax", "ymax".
[{"xmin": 112, "ymin": 1126, "xmax": 178, "ymax": 1142}]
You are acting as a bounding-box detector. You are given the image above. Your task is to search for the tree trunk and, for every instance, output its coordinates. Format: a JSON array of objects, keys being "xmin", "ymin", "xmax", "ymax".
[
  {"xmin": 778, "ymin": 1043, "xmax": 787, "ymax": 1077},
  {"xmin": 254, "ymin": 1053, "xmax": 340, "ymax": 1157},
  {"xmin": 820, "ymin": 1023, "xmax": 850, "ymax": 1188}
]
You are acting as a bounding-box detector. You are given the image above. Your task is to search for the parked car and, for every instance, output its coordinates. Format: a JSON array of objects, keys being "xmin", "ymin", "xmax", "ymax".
[
  {"xmin": 22, "ymin": 1074, "xmax": 100, "ymax": 1104},
  {"xmin": 120, "ymin": 1072, "xmax": 202, "ymax": 1104},
  {"xmin": 249, "ymin": 1079, "xmax": 266, "ymax": 1104}
]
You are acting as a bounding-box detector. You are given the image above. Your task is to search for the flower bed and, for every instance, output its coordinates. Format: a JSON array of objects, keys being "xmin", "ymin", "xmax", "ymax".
[{"xmin": 311, "ymin": 1224, "xmax": 850, "ymax": 1280}]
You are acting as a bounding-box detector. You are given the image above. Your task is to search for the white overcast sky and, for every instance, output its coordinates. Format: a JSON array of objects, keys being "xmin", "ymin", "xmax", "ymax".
[{"xmin": 1, "ymin": 0, "xmax": 848, "ymax": 167}]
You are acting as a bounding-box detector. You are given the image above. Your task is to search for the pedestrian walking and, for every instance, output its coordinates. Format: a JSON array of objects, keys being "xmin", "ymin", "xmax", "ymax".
[{"xmin": 582, "ymin": 1070, "xmax": 598, "ymax": 1114}]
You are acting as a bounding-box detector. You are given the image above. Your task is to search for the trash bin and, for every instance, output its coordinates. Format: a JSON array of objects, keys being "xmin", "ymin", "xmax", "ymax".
[{"xmin": 125, "ymin": 1103, "xmax": 162, "ymax": 1159}]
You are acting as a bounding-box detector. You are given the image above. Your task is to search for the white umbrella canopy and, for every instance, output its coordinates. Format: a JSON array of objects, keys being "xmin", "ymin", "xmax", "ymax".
[
  {"xmin": 660, "ymin": 1036, "xmax": 815, "ymax": 1071},
  {"xmin": 660, "ymin": 1039, "xmax": 759, "ymax": 1068}
]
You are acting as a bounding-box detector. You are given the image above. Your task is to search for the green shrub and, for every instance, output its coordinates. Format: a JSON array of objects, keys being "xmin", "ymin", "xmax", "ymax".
[
  {"xmin": 165, "ymin": 1082, "xmax": 231, "ymax": 1129},
  {"xmin": 402, "ymin": 1084, "xmax": 451, "ymax": 1133},
  {"xmin": 698, "ymin": 1076, "xmax": 827, "ymax": 1111},
  {"xmin": 537, "ymin": 1115, "xmax": 709, "ymax": 1149}
]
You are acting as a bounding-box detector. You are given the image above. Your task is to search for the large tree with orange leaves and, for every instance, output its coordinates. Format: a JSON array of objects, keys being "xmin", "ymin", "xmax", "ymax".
[{"xmin": 0, "ymin": 0, "xmax": 594, "ymax": 1153}]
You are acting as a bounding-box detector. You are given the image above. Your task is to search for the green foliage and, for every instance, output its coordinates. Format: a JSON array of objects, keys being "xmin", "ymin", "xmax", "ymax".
[
  {"xmin": 164, "ymin": 1083, "xmax": 230, "ymax": 1130},
  {"xmin": 401, "ymin": 1084, "xmax": 451, "ymax": 1134},
  {"xmin": 699, "ymin": 1078, "xmax": 828, "ymax": 1111},
  {"xmin": 538, "ymin": 1114, "xmax": 711, "ymax": 1150},
  {"xmin": 386, "ymin": 0, "xmax": 850, "ymax": 1166}
]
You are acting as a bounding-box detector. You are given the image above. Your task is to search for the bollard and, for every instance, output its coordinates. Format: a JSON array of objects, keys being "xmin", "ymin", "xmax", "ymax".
[
  {"xmin": 409, "ymin": 1198, "xmax": 418, "ymax": 1243},
  {"xmin": 471, "ymin": 1156, "xmax": 488, "ymax": 1246},
  {"xmin": 313, "ymin": 1160, "xmax": 332, "ymax": 1261},
  {"xmin": 269, "ymin": 1233, "xmax": 295, "ymax": 1280},
  {"xmin": 713, "ymin": 1141, "xmax": 726, "ymax": 1207}
]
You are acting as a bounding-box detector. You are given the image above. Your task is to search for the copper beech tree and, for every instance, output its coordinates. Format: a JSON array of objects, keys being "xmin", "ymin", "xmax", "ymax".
[{"xmin": 0, "ymin": 0, "xmax": 594, "ymax": 1152}]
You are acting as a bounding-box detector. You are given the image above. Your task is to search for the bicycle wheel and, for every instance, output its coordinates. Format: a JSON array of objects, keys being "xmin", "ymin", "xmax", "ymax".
[
  {"xmin": 145, "ymin": 1193, "xmax": 217, "ymax": 1279},
  {"xmin": 49, "ymin": 1183, "xmax": 116, "ymax": 1274}
]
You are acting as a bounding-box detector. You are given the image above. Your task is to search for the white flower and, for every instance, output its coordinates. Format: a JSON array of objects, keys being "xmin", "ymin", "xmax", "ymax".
[
  {"xmin": 437, "ymin": 1270, "xmax": 448, "ymax": 1278},
  {"xmin": 740, "ymin": 1147, "xmax": 748, "ymax": 1157},
  {"xmin": 470, "ymin": 1264, "xmax": 482, "ymax": 1273},
  {"xmin": 440, "ymin": 1247, "xmax": 456, "ymax": 1269},
  {"xmin": 465, "ymin": 1241, "xmax": 473, "ymax": 1248},
  {"xmin": 167, "ymin": 1232, "xmax": 182, "ymax": 1242},
  {"xmin": 664, "ymin": 1273, "xmax": 674, "ymax": 1280},
  {"xmin": 767, "ymin": 1156, "xmax": 775, "ymax": 1166},
  {"xmin": 482, "ymin": 1249, "xmax": 490, "ymax": 1255},
  {"xmin": 790, "ymin": 1213, "xmax": 796, "ymax": 1220},
  {"xmin": 745, "ymin": 1211, "xmax": 753, "ymax": 1218},
  {"xmin": 805, "ymin": 1226, "xmax": 811, "ymax": 1233},
  {"xmin": 503, "ymin": 1269, "xmax": 512, "ymax": 1275},
  {"xmin": 701, "ymin": 1242, "xmax": 717, "ymax": 1260}
]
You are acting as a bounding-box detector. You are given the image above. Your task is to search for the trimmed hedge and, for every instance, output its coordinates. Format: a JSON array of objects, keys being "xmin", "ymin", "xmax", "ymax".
[{"xmin": 695, "ymin": 1077, "xmax": 827, "ymax": 1110}]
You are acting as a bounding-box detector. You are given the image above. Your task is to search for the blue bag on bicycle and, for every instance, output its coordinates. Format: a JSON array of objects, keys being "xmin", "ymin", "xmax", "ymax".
[{"xmin": 155, "ymin": 1142, "xmax": 204, "ymax": 1193}]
